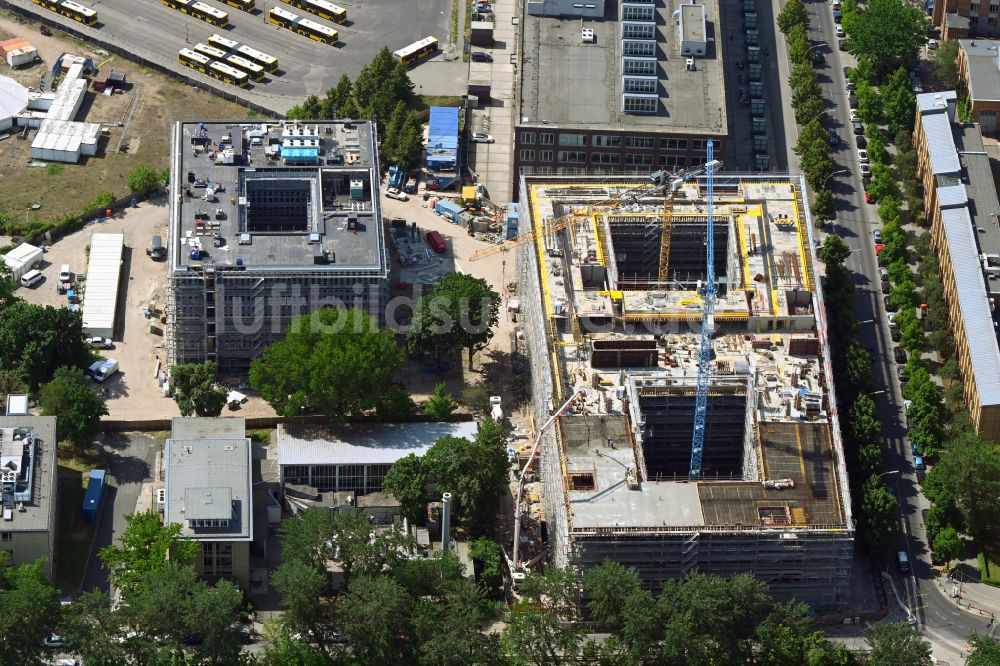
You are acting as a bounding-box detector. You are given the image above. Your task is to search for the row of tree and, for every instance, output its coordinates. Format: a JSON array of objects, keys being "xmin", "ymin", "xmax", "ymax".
[
  {"xmin": 779, "ymin": 0, "xmax": 835, "ymax": 223},
  {"xmin": 287, "ymin": 47, "xmax": 424, "ymax": 169}
]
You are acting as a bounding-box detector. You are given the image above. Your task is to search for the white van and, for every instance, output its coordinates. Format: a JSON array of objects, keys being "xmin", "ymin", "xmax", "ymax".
[
  {"xmin": 20, "ymin": 269, "xmax": 43, "ymax": 288},
  {"xmin": 59, "ymin": 264, "xmax": 71, "ymax": 282}
]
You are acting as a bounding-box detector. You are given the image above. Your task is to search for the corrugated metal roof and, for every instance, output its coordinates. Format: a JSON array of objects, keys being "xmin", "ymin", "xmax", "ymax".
[
  {"xmin": 916, "ymin": 90, "xmax": 957, "ymax": 113},
  {"xmin": 941, "ymin": 207, "xmax": 1000, "ymax": 407},
  {"xmin": 922, "ymin": 112, "xmax": 961, "ymax": 176},
  {"xmin": 278, "ymin": 421, "xmax": 480, "ymax": 466},
  {"xmin": 428, "ymin": 106, "xmax": 459, "ymax": 150},
  {"xmin": 937, "ymin": 184, "xmax": 968, "ymax": 209},
  {"xmin": 959, "ymin": 40, "xmax": 1000, "ymax": 101},
  {"xmin": 82, "ymin": 233, "xmax": 124, "ymax": 336}
]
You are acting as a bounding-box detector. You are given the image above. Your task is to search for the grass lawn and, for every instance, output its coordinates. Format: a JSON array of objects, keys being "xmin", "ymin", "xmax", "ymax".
[
  {"xmin": 977, "ymin": 550, "xmax": 1000, "ymax": 586},
  {"xmin": 416, "ymin": 95, "xmax": 465, "ymax": 113},
  {"xmin": 54, "ymin": 443, "xmax": 102, "ymax": 594}
]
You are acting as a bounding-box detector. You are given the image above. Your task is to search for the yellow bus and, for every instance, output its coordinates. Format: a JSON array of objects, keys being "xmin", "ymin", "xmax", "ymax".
[
  {"xmin": 284, "ymin": 0, "xmax": 346, "ymax": 23},
  {"xmin": 236, "ymin": 44, "xmax": 278, "ymax": 73},
  {"xmin": 393, "ymin": 36, "xmax": 438, "ymax": 66},
  {"xmin": 32, "ymin": 0, "xmax": 98, "ymax": 26},
  {"xmin": 178, "ymin": 48, "xmax": 212, "ymax": 74},
  {"xmin": 222, "ymin": 0, "xmax": 254, "ymax": 11},
  {"xmin": 225, "ymin": 54, "xmax": 266, "ymax": 81},
  {"xmin": 193, "ymin": 42, "xmax": 228, "ymax": 60},
  {"xmin": 161, "ymin": 0, "xmax": 230, "ymax": 27},
  {"xmin": 208, "ymin": 61, "xmax": 249, "ymax": 87},
  {"xmin": 296, "ymin": 17, "xmax": 337, "ymax": 44},
  {"xmin": 267, "ymin": 5, "xmax": 297, "ymax": 29},
  {"xmin": 207, "ymin": 32, "xmax": 239, "ymax": 52}
]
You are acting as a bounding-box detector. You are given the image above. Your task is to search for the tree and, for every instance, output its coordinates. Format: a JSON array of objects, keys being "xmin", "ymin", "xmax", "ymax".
[
  {"xmin": 127, "ymin": 165, "xmax": 164, "ymax": 197},
  {"xmin": 862, "ymin": 476, "xmax": 899, "ymax": 547},
  {"xmin": 258, "ymin": 621, "xmax": 332, "ymax": 666},
  {"xmin": 866, "ymin": 163, "xmax": 900, "ymax": 205},
  {"xmin": 461, "ymin": 385, "xmax": 492, "ymax": 413},
  {"xmin": 0, "ymin": 369, "xmax": 23, "ymax": 397},
  {"xmin": 39, "ymin": 366, "xmax": 108, "ymax": 448},
  {"xmin": 932, "ymin": 525, "xmax": 962, "ymax": 565},
  {"xmin": 777, "ymin": 0, "xmax": 808, "ymax": 34},
  {"xmin": 469, "ymin": 537, "xmax": 503, "ymax": 597},
  {"xmin": 968, "ymin": 634, "xmax": 1000, "ymax": 666},
  {"xmin": 819, "ymin": 235, "xmax": 852, "ymax": 265},
  {"xmin": 338, "ymin": 574, "xmax": 414, "ymax": 666},
  {"xmin": 0, "ymin": 260, "xmax": 18, "ymax": 312},
  {"xmin": 382, "ymin": 453, "xmax": 428, "ymax": 525},
  {"xmin": 411, "ymin": 577, "xmax": 502, "ymax": 666},
  {"xmin": 855, "ymin": 81, "xmax": 883, "ymax": 124},
  {"xmin": 850, "ymin": 394, "xmax": 880, "ymax": 447},
  {"xmin": 424, "ymin": 419, "xmax": 509, "ymax": 536},
  {"xmin": 287, "ymin": 94, "xmax": 323, "ymax": 120},
  {"xmin": 501, "ymin": 567, "xmax": 584, "ymax": 666},
  {"xmin": 844, "ymin": 342, "xmax": 874, "ymax": 394},
  {"xmin": 84, "ymin": 191, "xmax": 117, "ymax": 212},
  {"xmin": 0, "ymin": 555, "xmax": 62, "ymax": 666},
  {"xmin": 865, "ymin": 126, "xmax": 890, "ymax": 166},
  {"xmin": 883, "ymin": 67, "xmax": 917, "ymax": 136},
  {"xmin": 407, "ymin": 273, "xmax": 500, "ymax": 369},
  {"xmin": 864, "ymin": 621, "xmax": 932, "ymax": 665},
  {"xmin": 788, "ymin": 24, "xmax": 813, "ymax": 65},
  {"xmin": 250, "ymin": 307, "xmax": 407, "ymax": 420},
  {"xmin": 270, "ymin": 560, "xmax": 335, "ymax": 651},
  {"xmin": 932, "ymin": 39, "xmax": 960, "ymax": 89},
  {"xmin": 585, "ymin": 560, "xmax": 642, "ymax": 629},
  {"xmin": 98, "ymin": 511, "xmax": 198, "ymax": 594},
  {"xmin": 424, "ymin": 382, "xmax": 457, "ymax": 421},
  {"xmin": 811, "ymin": 188, "xmax": 836, "ymax": 222},
  {"xmin": 171, "ymin": 360, "xmax": 227, "ymax": 417},
  {"xmin": 330, "ymin": 509, "xmax": 412, "ymax": 581},
  {"xmin": 276, "ymin": 507, "xmax": 337, "ymax": 572},
  {"xmin": 924, "ymin": 434, "xmax": 1000, "ymax": 542},
  {"xmin": 60, "ymin": 590, "xmax": 131, "ymax": 666},
  {"xmin": 321, "ymin": 74, "xmax": 354, "ymax": 118},
  {"xmin": 844, "ymin": 0, "xmax": 931, "ymax": 81},
  {"xmin": 0, "ymin": 302, "xmax": 91, "ymax": 390}
]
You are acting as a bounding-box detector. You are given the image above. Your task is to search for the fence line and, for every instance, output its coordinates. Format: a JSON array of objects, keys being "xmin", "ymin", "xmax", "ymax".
[{"xmin": 101, "ymin": 412, "xmax": 476, "ymax": 433}]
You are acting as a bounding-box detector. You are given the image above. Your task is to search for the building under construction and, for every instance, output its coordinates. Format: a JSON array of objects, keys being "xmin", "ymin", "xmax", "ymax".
[{"xmin": 514, "ymin": 173, "xmax": 853, "ymax": 611}]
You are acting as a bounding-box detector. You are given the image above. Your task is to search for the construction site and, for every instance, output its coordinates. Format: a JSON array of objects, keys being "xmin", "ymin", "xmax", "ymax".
[{"xmin": 508, "ymin": 169, "xmax": 854, "ymax": 611}]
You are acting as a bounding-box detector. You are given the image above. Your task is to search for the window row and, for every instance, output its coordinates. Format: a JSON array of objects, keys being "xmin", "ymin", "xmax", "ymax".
[{"xmin": 518, "ymin": 151, "xmax": 691, "ymax": 168}]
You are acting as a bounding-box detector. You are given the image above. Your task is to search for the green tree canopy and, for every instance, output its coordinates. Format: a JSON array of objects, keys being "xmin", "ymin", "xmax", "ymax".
[
  {"xmin": 924, "ymin": 433, "xmax": 1000, "ymax": 541},
  {"xmin": 819, "ymin": 234, "xmax": 852, "ymax": 265},
  {"xmin": 338, "ymin": 574, "xmax": 414, "ymax": 666},
  {"xmin": 382, "ymin": 453, "xmax": 428, "ymax": 525},
  {"xmin": 0, "ymin": 301, "xmax": 91, "ymax": 390},
  {"xmin": 39, "ymin": 365, "xmax": 108, "ymax": 448},
  {"xmin": 883, "ymin": 67, "xmax": 917, "ymax": 136},
  {"xmin": 777, "ymin": 0, "xmax": 808, "ymax": 34},
  {"xmin": 585, "ymin": 560, "xmax": 642, "ymax": 630},
  {"xmin": 862, "ymin": 476, "xmax": 900, "ymax": 547},
  {"xmin": 127, "ymin": 165, "xmax": 164, "ymax": 197},
  {"xmin": 843, "ymin": 0, "xmax": 931, "ymax": 80},
  {"xmin": 932, "ymin": 39, "xmax": 960, "ymax": 89},
  {"xmin": 0, "ymin": 259, "xmax": 20, "ymax": 312},
  {"xmin": 250, "ymin": 307, "xmax": 407, "ymax": 420},
  {"xmin": 968, "ymin": 634, "xmax": 1000, "ymax": 666},
  {"xmin": 424, "ymin": 382, "xmax": 458, "ymax": 421},
  {"xmin": 407, "ymin": 273, "xmax": 501, "ymax": 369},
  {"xmin": 171, "ymin": 360, "xmax": 227, "ymax": 417},
  {"xmin": 864, "ymin": 621, "xmax": 932, "ymax": 665},
  {"xmin": 98, "ymin": 510, "xmax": 198, "ymax": 594},
  {"xmin": 932, "ymin": 525, "xmax": 963, "ymax": 565},
  {"xmin": 0, "ymin": 555, "xmax": 62, "ymax": 666}
]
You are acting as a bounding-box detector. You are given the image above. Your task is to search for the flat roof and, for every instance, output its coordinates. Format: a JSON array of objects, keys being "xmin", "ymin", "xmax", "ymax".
[
  {"xmin": 955, "ymin": 124, "xmax": 1000, "ymax": 295},
  {"xmin": 169, "ymin": 120, "xmax": 386, "ymax": 272},
  {"xmin": 0, "ymin": 416, "xmax": 57, "ymax": 532},
  {"xmin": 81, "ymin": 233, "xmax": 123, "ymax": 336},
  {"xmin": 277, "ymin": 421, "xmax": 480, "ymax": 467},
  {"xmin": 517, "ymin": 0, "xmax": 726, "ymax": 135},
  {"xmin": 164, "ymin": 417, "xmax": 252, "ymax": 541},
  {"xmin": 960, "ymin": 39, "xmax": 1000, "ymax": 102},
  {"xmin": 922, "ymin": 112, "xmax": 961, "ymax": 175}
]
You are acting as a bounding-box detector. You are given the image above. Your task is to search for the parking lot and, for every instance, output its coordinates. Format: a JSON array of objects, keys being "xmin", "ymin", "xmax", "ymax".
[{"xmin": 8, "ymin": 0, "xmax": 454, "ymax": 113}]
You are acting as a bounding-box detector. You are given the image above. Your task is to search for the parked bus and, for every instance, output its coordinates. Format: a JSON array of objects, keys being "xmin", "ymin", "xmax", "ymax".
[
  {"xmin": 236, "ymin": 44, "xmax": 278, "ymax": 72},
  {"xmin": 284, "ymin": 0, "xmax": 346, "ymax": 23},
  {"xmin": 225, "ymin": 54, "xmax": 265, "ymax": 81},
  {"xmin": 297, "ymin": 17, "xmax": 337, "ymax": 44},
  {"xmin": 393, "ymin": 36, "xmax": 438, "ymax": 66},
  {"xmin": 33, "ymin": 0, "xmax": 98, "ymax": 26},
  {"xmin": 178, "ymin": 48, "xmax": 212, "ymax": 73},
  {"xmin": 267, "ymin": 5, "xmax": 298, "ymax": 29},
  {"xmin": 208, "ymin": 61, "xmax": 249, "ymax": 87},
  {"xmin": 222, "ymin": 0, "xmax": 254, "ymax": 11},
  {"xmin": 207, "ymin": 32, "xmax": 239, "ymax": 52},
  {"xmin": 161, "ymin": 0, "xmax": 230, "ymax": 27},
  {"xmin": 193, "ymin": 42, "xmax": 228, "ymax": 60}
]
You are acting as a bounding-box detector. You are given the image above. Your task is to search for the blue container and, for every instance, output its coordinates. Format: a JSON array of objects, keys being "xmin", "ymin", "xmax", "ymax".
[{"xmin": 82, "ymin": 469, "xmax": 106, "ymax": 523}]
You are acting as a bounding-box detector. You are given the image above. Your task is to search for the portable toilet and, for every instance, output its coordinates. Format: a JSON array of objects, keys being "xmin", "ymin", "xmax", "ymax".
[
  {"xmin": 82, "ymin": 469, "xmax": 107, "ymax": 522},
  {"xmin": 350, "ymin": 179, "xmax": 365, "ymax": 199}
]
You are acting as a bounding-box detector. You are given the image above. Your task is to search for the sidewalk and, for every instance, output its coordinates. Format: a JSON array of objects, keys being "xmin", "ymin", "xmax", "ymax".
[{"xmin": 939, "ymin": 556, "xmax": 1000, "ymax": 622}]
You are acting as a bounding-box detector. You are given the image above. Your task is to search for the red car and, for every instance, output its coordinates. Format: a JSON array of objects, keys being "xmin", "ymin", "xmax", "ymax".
[
  {"xmin": 875, "ymin": 243, "xmax": 885, "ymax": 256},
  {"xmin": 865, "ymin": 190, "xmax": 874, "ymax": 204}
]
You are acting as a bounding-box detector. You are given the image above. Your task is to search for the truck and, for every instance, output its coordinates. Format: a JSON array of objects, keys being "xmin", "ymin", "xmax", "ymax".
[
  {"xmin": 426, "ymin": 230, "xmax": 447, "ymax": 254},
  {"xmin": 82, "ymin": 469, "xmax": 106, "ymax": 522},
  {"xmin": 87, "ymin": 359, "xmax": 119, "ymax": 383},
  {"xmin": 387, "ymin": 165, "xmax": 405, "ymax": 191}
]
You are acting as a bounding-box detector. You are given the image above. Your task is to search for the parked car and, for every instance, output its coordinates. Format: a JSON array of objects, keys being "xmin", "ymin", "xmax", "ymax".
[
  {"xmin": 890, "ymin": 323, "xmax": 901, "ymax": 341},
  {"xmin": 385, "ymin": 188, "xmax": 408, "ymax": 201},
  {"xmin": 43, "ymin": 634, "xmax": 64, "ymax": 648},
  {"xmin": 813, "ymin": 50, "xmax": 825, "ymax": 65},
  {"xmin": 860, "ymin": 163, "xmax": 871, "ymax": 178},
  {"xmin": 58, "ymin": 264, "xmax": 71, "ymax": 282},
  {"xmin": 850, "ymin": 108, "xmax": 860, "ymax": 121},
  {"xmin": 849, "ymin": 95, "xmax": 858, "ymax": 109},
  {"xmin": 88, "ymin": 336, "xmax": 113, "ymax": 349},
  {"xmin": 927, "ymin": 38, "xmax": 939, "ymax": 49},
  {"xmin": 835, "ymin": 25, "xmax": 845, "ymax": 37},
  {"xmin": 828, "ymin": 128, "xmax": 840, "ymax": 146},
  {"xmin": 846, "ymin": 78, "xmax": 856, "ymax": 91},
  {"xmin": 884, "ymin": 294, "xmax": 897, "ymax": 311},
  {"xmin": 856, "ymin": 135, "xmax": 867, "ymax": 149},
  {"xmin": 897, "ymin": 550, "xmax": 911, "ymax": 574},
  {"xmin": 471, "ymin": 133, "xmax": 495, "ymax": 143},
  {"xmin": 873, "ymin": 229, "xmax": 883, "ymax": 243},
  {"xmin": 471, "ymin": 51, "xmax": 493, "ymax": 62},
  {"xmin": 852, "ymin": 120, "xmax": 864, "ymax": 135},
  {"xmin": 894, "ymin": 347, "xmax": 907, "ymax": 364},
  {"xmin": 839, "ymin": 39, "xmax": 848, "ymax": 51},
  {"xmin": 857, "ymin": 149, "xmax": 869, "ymax": 164},
  {"xmin": 898, "ymin": 366, "xmax": 909, "ymax": 382},
  {"xmin": 833, "ymin": 9, "xmax": 842, "ymax": 22},
  {"xmin": 865, "ymin": 190, "xmax": 874, "ymax": 204}
]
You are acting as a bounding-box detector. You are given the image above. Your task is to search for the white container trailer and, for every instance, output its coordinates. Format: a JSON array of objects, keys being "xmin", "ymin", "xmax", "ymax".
[
  {"xmin": 3, "ymin": 242, "xmax": 42, "ymax": 280},
  {"xmin": 82, "ymin": 233, "xmax": 124, "ymax": 339}
]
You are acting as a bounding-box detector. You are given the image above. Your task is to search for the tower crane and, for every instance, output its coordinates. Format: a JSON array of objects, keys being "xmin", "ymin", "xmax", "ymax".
[
  {"xmin": 690, "ymin": 141, "xmax": 722, "ymax": 480},
  {"xmin": 658, "ymin": 159, "xmax": 726, "ymax": 284}
]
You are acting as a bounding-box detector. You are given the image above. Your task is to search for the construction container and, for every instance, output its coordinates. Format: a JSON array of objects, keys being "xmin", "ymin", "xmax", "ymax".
[
  {"xmin": 82, "ymin": 469, "xmax": 106, "ymax": 522},
  {"xmin": 434, "ymin": 198, "xmax": 463, "ymax": 224}
]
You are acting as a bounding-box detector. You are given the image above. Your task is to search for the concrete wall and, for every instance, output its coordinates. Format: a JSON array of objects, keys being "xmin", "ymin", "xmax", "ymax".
[
  {"xmin": 1, "ymin": 530, "xmax": 53, "ymax": 578},
  {"xmin": 935, "ymin": 0, "xmax": 1000, "ymax": 38},
  {"xmin": 194, "ymin": 540, "xmax": 250, "ymax": 591}
]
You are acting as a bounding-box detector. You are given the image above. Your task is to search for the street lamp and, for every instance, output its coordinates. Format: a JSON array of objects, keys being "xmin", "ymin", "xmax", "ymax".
[
  {"xmin": 869, "ymin": 389, "xmax": 886, "ymax": 397},
  {"xmin": 875, "ymin": 469, "xmax": 900, "ymax": 480},
  {"xmin": 820, "ymin": 168, "xmax": 850, "ymax": 188}
]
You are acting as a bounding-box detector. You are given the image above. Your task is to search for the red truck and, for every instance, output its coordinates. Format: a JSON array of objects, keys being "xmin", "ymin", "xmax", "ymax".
[{"xmin": 426, "ymin": 230, "xmax": 447, "ymax": 254}]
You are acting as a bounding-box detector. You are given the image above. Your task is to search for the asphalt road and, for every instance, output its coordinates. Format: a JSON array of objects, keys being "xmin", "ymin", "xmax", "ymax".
[
  {"xmin": 81, "ymin": 432, "xmax": 160, "ymax": 594},
  {"xmin": 8, "ymin": 0, "xmax": 452, "ymax": 113},
  {"xmin": 788, "ymin": 0, "xmax": 994, "ymax": 653}
]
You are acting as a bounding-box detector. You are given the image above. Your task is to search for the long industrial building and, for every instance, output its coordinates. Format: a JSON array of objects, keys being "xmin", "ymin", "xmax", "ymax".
[
  {"xmin": 166, "ymin": 119, "xmax": 389, "ymax": 374},
  {"xmin": 515, "ymin": 172, "xmax": 854, "ymax": 611}
]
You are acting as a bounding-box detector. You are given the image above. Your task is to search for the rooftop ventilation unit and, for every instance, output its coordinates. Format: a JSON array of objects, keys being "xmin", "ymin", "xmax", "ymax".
[
  {"xmin": 686, "ymin": 58, "xmax": 695, "ymax": 71},
  {"xmin": 582, "ymin": 28, "xmax": 595, "ymax": 43}
]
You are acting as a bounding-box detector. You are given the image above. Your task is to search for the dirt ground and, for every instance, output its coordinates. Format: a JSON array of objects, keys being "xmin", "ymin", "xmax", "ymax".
[{"xmin": 0, "ymin": 11, "xmax": 257, "ymax": 226}]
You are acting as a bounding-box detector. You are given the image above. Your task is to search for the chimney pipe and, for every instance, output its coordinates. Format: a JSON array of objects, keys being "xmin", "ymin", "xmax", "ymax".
[{"xmin": 441, "ymin": 492, "xmax": 452, "ymax": 552}]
